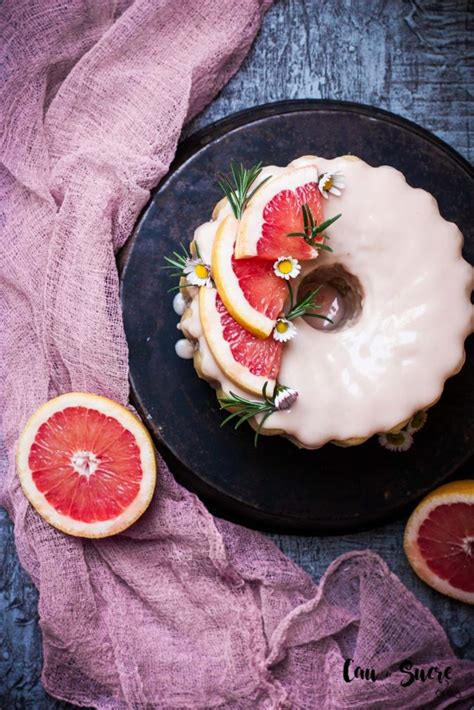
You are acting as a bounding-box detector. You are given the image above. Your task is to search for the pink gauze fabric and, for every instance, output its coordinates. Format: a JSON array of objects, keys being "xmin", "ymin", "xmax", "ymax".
[{"xmin": 1, "ymin": 1, "xmax": 473, "ymax": 708}]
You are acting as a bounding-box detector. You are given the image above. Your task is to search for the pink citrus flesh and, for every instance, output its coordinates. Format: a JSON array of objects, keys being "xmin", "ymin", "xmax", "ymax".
[
  {"xmin": 235, "ymin": 166, "xmax": 325, "ymax": 260},
  {"xmin": 232, "ymin": 256, "xmax": 287, "ymax": 319},
  {"xmin": 17, "ymin": 393, "xmax": 157, "ymax": 537},
  {"xmin": 404, "ymin": 480, "xmax": 474, "ymax": 604},
  {"xmin": 258, "ymin": 182, "xmax": 324, "ymax": 260},
  {"xmin": 199, "ymin": 288, "xmax": 282, "ymax": 395},
  {"xmin": 212, "ymin": 216, "xmax": 288, "ymax": 338},
  {"xmin": 417, "ymin": 502, "xmax": 474, "ymax": 593},
  {"xmin": 217, "ymin": 294, "xmax": 281, "ymax": 380}
]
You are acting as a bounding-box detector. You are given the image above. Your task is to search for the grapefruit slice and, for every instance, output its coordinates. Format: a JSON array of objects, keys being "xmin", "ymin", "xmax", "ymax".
[
  {"xmin": 212, "ymin": 216, "xmax": 288, "ymax": 339},
  {"xmin": 199, "ymin": 287, "xmax": 282, "ymax": 396},
  {"xmin": 404, "ymin": 480, "xmax": 474, "ymax": 604},
  {"xmin": 235, "ymin": 167, "xmax": 324, "ymax": 260},
  {"xmin": 16, "ymin": 393, "xmax": 156, "ymax": 538}
]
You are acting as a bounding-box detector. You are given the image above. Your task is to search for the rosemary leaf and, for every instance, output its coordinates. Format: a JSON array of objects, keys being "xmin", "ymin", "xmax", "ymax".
[
  {"xmin": 254, "ymin": 410, "xmax": 275, "ymax": 447},
  {"xmin": 287, "ymin": 203, "xmax": 339, "ymax": 252},
  {"xmin": 285, "ymin": 285, "xmax": 328, "ymax": 321},
  {"xmin": 313, "ymin": 243, "xmax": 334, "ymax": 253},
  {"xmin": 304, "ymin": 313, "xmax": 334, "ymax": 322},
  {"xmin": 218, "ymin": 387, "xmax": 276, "ymax": 438},
  {"xmin": 287, "ymin": 231, "xmax": 308, "ymax": 238},
  {"xmin": 246, "ymin": 174, "xmax": 272, "ymax": 203},
  {"xmin": 218, "ymin": 382, "xmax": 298, "ymax": 446},
  {"xmin": 310, "ymin": 213, "xmax": 341, "ymax": 237},
  {"xmin": 167, "ymin": 283, "xmax": 191, "ymax": 293},
  {"xmin": 218, "ymin": 161, "xmax": 272, "ymax": 219},
  {"xmin": 162, "ymin": 243, "xmax": 194, "ymax": 291}
]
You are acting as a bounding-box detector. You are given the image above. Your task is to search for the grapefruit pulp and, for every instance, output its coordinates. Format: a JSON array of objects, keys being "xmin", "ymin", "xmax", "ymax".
[
  {"xmin": 212, "ymin": 216, "xmax": 288, "ymax": 338},
  {"xmin": 16, "ymin": 393, "xmax": 156, "ymax": 538},
  {"xmin": 404, "ymin": 480, "xmax": 474, "ymax": 604},
  {"xmin": 235, "ymin": 167, "xmax": 324, "ymax": 261},
  {"xmin": 199, "ymin": 288, "xmax": 282, "ymax": 396}
]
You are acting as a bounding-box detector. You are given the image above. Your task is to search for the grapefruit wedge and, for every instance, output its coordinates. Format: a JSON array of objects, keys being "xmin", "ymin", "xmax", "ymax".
[
  {"xmin": 404, "ymin": 480, "xmax": 474, "ymax": 604},
  {"xmin": 16, "ymin": 393, "xmax": 156, "ymax": 538},
  {"xmin": 212, "ymin": 216, "xmax": 288, "ymax": 338},
  {"xmin": 235, "ymin": 167, "xmax": 323, "ymax": 261},
  {"xmin": 199, "ymin": 288, "xmax": 282, "ymax": 396}
]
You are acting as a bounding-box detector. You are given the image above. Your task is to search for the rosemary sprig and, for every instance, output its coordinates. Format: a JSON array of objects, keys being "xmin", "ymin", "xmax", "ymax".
[
  {"xmin": 287, "ymin": 203, "xmax": 340, "ymax": 251},
  {"xmin": 218, "ymin": 161, "xmax": 272, "ymax": 219},
  {"xmin": 218, "ymin": 382, "xmax": 297, "ymax": 446},
  {"xmin": 162, "ymin": 242, "xmax": 206, "ymax": 293},
  {"xmin": 284, "ymin": 281, "xmax": 333, "ymax": 324},
  {"xmin": 163, "ymin": 243, "xmax": 190, "ymax": 274},
  {"xmin": 219, "ymin": 382, "xmax": 274, "ymax": 446}
]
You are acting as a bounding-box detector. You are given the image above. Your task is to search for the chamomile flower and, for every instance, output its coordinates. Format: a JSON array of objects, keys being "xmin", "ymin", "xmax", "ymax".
[
  {"xmin": 183, "ymin": 258, "xmax": 212, "ymax": 287},
  {"xmin": 407, "ymin": 410, "xmax": 427, "ymax": 434},
  {"xmin": 318, "ymin": 170, "xmax": 345, "ymax": 199},
  {"xmin": 274, "ymin": 385, "xmax": 299, "ymax": 410},
  {"xmin": 273, "ymin": 318, "xmax": 297, "ymax": 342},
  {"xmin": 273, "ymin": 256, "xmax": 301, "ymax": 280},
  {"xmin": 378, "ymin": 430, "xmax": 413, "ymax": 452}
]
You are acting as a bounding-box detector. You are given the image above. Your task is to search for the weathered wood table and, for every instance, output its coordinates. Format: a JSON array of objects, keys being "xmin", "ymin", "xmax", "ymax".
[{"xmin": 1, "ymin": 1, "xmax": 472, "ymax": 707}]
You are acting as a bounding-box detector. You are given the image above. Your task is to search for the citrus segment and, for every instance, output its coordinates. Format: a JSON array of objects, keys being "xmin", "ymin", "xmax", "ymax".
[
  {"xmin": 199, "ymin": 287, "xmax": 281, "ymax": 396},
  {"xmin": 212, "ymin": 216, "xmax": 288, "ymax": 338},
  {"xmin": 235, "ymin": 167, "xmax": 323, "ymax": 260},
  {"xmin": 17, "ymin": 393, "xmax": 157, "ymax": 538},
  {"xmin": 404, "ymin": 480, "xmax": 474, "ymax": 604}
]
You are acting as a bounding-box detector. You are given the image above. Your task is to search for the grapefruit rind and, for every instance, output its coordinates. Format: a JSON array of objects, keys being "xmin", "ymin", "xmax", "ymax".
[
  {"xmin": 199, "ymin": 288, "xmax": 276, "ymax": 397},
  {"xmin": 212, "ymin": 196, "xmax": 231, "ymax": 221},
  {"xmin": 235, "ymin": 166, "xmax": 320, "ymax": 259},
  {"xmin": 212, "ymin": 216, "xmax": 276, "ymax": 339},
  {"xmin": 16, "ymin": 392, "xmax": 157, "ymax": 538},
  {"xmin": 403, "ymin": 480, "xmax": 474, "ymax": 604}
]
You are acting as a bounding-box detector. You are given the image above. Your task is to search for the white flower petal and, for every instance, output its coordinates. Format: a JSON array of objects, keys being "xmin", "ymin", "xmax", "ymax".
[
  {"xmin": 183, "ymin": 257, "xmax": 211, "ymax": 287},
  {"xmin": 186, "ymin": 273, "xmax": 204, "ymax": 286},
  {"xmin": 273, "ymin": 319, "xmax": 297, "ymax": 342},
  {"xmin": 273, "ymin": 256, "xmax": 301, "ymax": 280},
  {"xmin": 274, "ymin": 270, "xmax": 291, "ymax": 281},
  {"xmin": 183, "ymin": 257, "xmax": 201, "ymax": 275},
  {"xmin": 274, "ymin": 386, "xmax": 299, "ymax": 410},
  {"xmin": 318, "ymin": 170, "xmax": 345, "ymax": 199}
]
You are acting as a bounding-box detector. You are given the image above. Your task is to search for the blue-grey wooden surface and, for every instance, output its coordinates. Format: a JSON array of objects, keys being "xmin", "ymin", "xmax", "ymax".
[{"xmin": 1, "ymin": 1, "xmax": 472, "ymax": 707}]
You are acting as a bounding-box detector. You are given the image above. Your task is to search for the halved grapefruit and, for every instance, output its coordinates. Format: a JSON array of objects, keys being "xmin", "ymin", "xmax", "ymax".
[
  {"xmin": 212, "ymin": 216, "xmax": 288, "ymax": 338},
  {"xmin": 235, "ymin": 167, "xmax": 323, "ymax": 261},
  {"xmin": 199, "ymin": 287, "xmax": 282, "ymax": 396},
  {"xmin": 16, "ymin": 393, "xmax": 156, "ymax": 538},
  {"xmin": 404, "ymin": 480, "xmax": 474, "ymax": 604}
]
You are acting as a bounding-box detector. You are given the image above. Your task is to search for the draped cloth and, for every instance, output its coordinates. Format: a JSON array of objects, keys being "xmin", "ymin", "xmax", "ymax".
[{"xmin": 1, "ymin": 1, "xmax": 472, "ymax": 707}]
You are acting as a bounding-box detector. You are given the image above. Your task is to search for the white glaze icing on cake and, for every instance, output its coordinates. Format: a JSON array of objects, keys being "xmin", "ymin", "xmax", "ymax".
[
  {"xmin": 179, "ymin": 156, "xmax": 473, "ymax": 449},
  {"xmin": 174, "ymin": 338, "xmax": 195, "ymax": 359},
  {"xmin": 173, "ymin": 292, "xmax": 186, "ymax": 316}
]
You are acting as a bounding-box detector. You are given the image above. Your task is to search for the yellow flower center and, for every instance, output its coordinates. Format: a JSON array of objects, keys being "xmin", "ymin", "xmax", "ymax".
[
  {"xmin": 322, "ymin": 175, "xmax": 333, "ymax": 190},
  {"xmin": 194, "ymin": 264, "xmax": 209, "ymax": 279},
  {"xmin": 277, "ymin": 259, "xmax": 293, "ymax": 275},
  {"xmin": 276, "ymin": 320, "xmax": 289, "ymax": 333}
]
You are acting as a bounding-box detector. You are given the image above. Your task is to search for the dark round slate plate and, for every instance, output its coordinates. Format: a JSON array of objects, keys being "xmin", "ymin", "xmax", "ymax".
[{"xmin": 120, "ymin": 100, "xmax": 473, "ymax": 534}]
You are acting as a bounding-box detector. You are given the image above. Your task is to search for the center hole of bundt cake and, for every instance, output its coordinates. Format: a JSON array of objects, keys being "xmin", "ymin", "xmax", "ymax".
[{"xmin": 297, "ymin": 265, "xmax": 363, "ymax": 332}]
